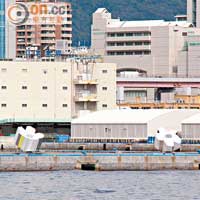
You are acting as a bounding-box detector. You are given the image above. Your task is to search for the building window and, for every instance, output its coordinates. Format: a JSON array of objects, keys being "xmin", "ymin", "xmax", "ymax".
[
  {"xmin": 104, "ymin": 127, "xmax": 111, "ymax": 134},
  {"xmin": 1, "ymin": 104, "xmax": 7, "ymax": 108},
  {"xmin": 144, "ymin": 51, "xmax": 151, "ymax": 55},
  {"xmin": 1, "ymin": 86, "xmax": 7, "ymax": 90},
  {"xmin": 144, "ymin": 41, "xmax": 151, "ymax": 45},
  {"xmin": 43, "ymin": 69, "xmax": 48, "ymax": 74},
  {"xmin": 135, "ymin": 32, "xmax": 142, "ymax": 36},
  {"xmin": 125, "ymin": 51, "xmax": 133, "ymax": 55},
  {"xmin": 135, "ymin": 42, "xmax": 143, "ymax": 46},
  {"xmin": 102, "ymin": 70, "xmax": 108, "ymax": 73},
  {"xmin": 107, "ymin": 42, "xmax": 115, "ymax": 46},
  {"xmin": 63, "ymin": 69, "xmax": 68, "ymax": 73},
  {"xmin": 116, "ymin": 42, "xmax": 124, "ymax": 46},
  {"xmin": 102, "ymin": 104, "xmax": 108, "ymax": 108},
  {"xmin": 116, "ymin": 52, "xmax": 124, "ymax": 55},
  {"xmin": 42, "ymin": 86, "xmax": 48, "ymax": 90},
  {"xmin": 63, "ymin": 86, "xmax": 68, "ymax": 90},
  {"xmin": 117, "ymin": 33, "xmax": 124, "ymax": 37},
  {"xmin": 42, "ymin": 104, "xmax": 48, "ymax": 108},
  {"xmin": 107, "ymin": 52, "xmax": 115, "ymax": 56},
  {"xmin": 126, "ymin": 33, "xmax": 133, "ymax": 37},
  {"xmin": 22, "ymin": 86, "xmax": 27, "ymax": 90},
  {"xmin": 143, "ymin": 32, "xmax": 151, "ymax": 36},
  {"xmin": 107, "ymin": 33, "xmax": 115, "ymax": 37},
  {"xmin": 182, "ymin": 32, "xmax": 187, "ymax": 36},
  {"xmin": 102, "ymin": 87, "xmax": 108, "ymax": 91},
  {"xmin": 1, "ymin": 68, "xmax": 7, "ymax": 72},
  {"xmin": 22, "ymin": 69, "xmax": 28, "ymax": 73},
  {"xmin": 125, "ymin": 42, "xmax": 133, "ymax": 46},
  {"xmin": 135, "ymin": 51, "xmax": 143, "ymax": 55},
  {"xmin": 63, "ymin": 104, "xmax": 68, "ymax": 107},
  {"xmin": 22, "ymin": 104, "xmax": 27, "ymax": 108}
]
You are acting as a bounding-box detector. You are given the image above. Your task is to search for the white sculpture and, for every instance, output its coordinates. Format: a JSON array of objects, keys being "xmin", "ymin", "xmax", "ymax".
[
  {"xmin": 15, "ymin": 126, "xmax": 44, "ymax": 152},
  {"xmin": 154, "ymin": 128, "xmax": 181, "ymax": 153}
]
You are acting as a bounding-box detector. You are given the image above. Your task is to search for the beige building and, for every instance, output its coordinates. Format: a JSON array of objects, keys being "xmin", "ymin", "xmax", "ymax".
[
  {"xmin": 91, "ymin": 8, "xmax": 199, "ymax": 77},
  {"xmin": 187, "ymin": 0, "xmax": 200, "ymax": 27},
  {"xmin": 177, "ymin": 29, "xmax": 200, "ymax": 77},
  {"xmin": 0, "ymin": 61, "xmax": 116, "ymax": 121}
]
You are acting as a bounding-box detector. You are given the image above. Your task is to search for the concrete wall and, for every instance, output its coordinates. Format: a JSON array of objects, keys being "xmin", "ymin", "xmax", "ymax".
[{"xmin": 0, "ymin": 153, "xmax": 200, "ymax": 171}]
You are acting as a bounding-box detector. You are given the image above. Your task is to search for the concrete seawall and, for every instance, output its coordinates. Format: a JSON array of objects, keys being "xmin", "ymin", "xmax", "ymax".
[
  {"xmin": 1, "ymin": 152, "xmax": 200, "ymax": 171},
  {"xmin": 2, "ymin": 142, "xmax": 200, "ymax": 152}
]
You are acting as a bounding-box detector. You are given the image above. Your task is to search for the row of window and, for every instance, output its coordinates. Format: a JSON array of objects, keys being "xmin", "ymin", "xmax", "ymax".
[
  {"xmin": 1, "ymin": 86, "xmax": 68, "ymax": 90},
  {"xmin": 0, "ymin": 104, "xmax": 108, "ymax": 108},
  {"xmin": 125, "ymin": 91, "xmax": 147, "ymax": 98},
  {"xmin": 1, "ymin": 68, "xmax": 68, "ymax": 73},
  {"xmin": 1, "ymin": 104, "xmax": 68, "ymax": 108},
  {"xmin": 1, "ymin": 68, "xmax": 108, "ymax": 74},
  {"xmin": 107, "ymin": 41, "xmax": 151, "ymax": 47},
  {"xmin": 107, "ymin": 32, "xmax": 151, "ymax": 37},
  {"xmin": 107, "ymin": 51, "xmax": 151, "ymax": 56},
  {"xmin": 1, "ymin": 86, "xmax": 108, "ymax": 90}
]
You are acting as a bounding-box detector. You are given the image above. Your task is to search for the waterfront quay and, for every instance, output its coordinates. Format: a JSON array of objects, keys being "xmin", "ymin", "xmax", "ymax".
[{"xmin": 1, "ymin": 152, "xmax": 200, "ymax": 172}]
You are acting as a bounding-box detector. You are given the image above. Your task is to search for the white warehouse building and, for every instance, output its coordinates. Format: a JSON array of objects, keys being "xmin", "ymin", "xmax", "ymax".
[
  {"xmin": 71, "ymin": 109, "xmax": 200, "ymax": 141},
  {"xmin": 182, "ymin": 113, "xmax": 200, "ymax": 139}
]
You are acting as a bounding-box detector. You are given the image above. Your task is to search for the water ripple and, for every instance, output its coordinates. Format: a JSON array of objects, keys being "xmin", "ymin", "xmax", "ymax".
[{"xmin": 0, "ymin": 171, "xmax": 200, "ymax": 200}]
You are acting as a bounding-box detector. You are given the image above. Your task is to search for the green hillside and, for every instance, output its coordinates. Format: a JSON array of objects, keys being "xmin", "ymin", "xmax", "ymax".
[{"xmin": 65, "ymin": 0, "xmax": 187, "ymax": 46}]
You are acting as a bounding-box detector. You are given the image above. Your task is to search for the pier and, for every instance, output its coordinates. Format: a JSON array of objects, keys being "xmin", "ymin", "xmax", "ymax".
[{"xmin": 1, "ymin": 152, "xmax": 200, "ymax": 171}]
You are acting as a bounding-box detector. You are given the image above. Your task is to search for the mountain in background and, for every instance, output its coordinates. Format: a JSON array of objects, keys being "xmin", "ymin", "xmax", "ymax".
[{"xmin": 65, "ymin": 0, "xmax": 187, "ymax": 46}]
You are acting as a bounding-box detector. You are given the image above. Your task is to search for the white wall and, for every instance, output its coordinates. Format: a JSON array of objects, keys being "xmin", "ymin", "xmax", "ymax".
[{"xmin": 0, "ymin": 61, "xmax": 117, "ymax": 121}]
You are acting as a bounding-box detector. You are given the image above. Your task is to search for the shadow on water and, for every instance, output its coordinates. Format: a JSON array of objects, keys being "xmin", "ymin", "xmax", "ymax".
[{"xmin": 94, "ymin": 189, "xmax": 116, "ymax": 194}]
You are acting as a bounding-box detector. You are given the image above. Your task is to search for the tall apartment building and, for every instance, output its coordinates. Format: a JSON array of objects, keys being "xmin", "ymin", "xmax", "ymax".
[
  {"xmin": 187, "ymin": 0, "xmax": 200, "ymax": 27},
  {"xmin": 92, "ymin": 8, "xmax": 197, "ymax": 77},
  {"xmin": 0, "ymin": 61, "xmax": 116, "ymax": 121},
  {"xmin": 16, "ymin": 0, "xmax": 72, "ymax": 58},
  {"xmin": 0, "ymin": 0, "xmax": 16, "ymax": 59}
]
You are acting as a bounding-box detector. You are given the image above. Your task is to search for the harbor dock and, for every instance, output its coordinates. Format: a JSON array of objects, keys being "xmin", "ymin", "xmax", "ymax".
[{"xmin": 1, "ymin": 152, "xmax": 200, "ymax": 171}]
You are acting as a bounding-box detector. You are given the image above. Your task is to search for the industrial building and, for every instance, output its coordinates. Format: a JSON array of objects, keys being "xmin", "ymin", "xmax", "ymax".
[
  {"xmin": 71, "ymin": 109, "xmax": 200, "ymax": 142},
  {"xmin": 182, "ymin": 113, "xmax": 200, "ymax": 139},
  {"xmin": 0, "ymin": 60, "xmax": 116, "ymax": 123}
]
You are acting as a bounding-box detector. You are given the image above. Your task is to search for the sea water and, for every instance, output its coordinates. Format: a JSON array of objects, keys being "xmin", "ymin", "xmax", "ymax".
[{"xmin": 0, "ymin": 171, "xmax": 200, "ymax": 200}]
